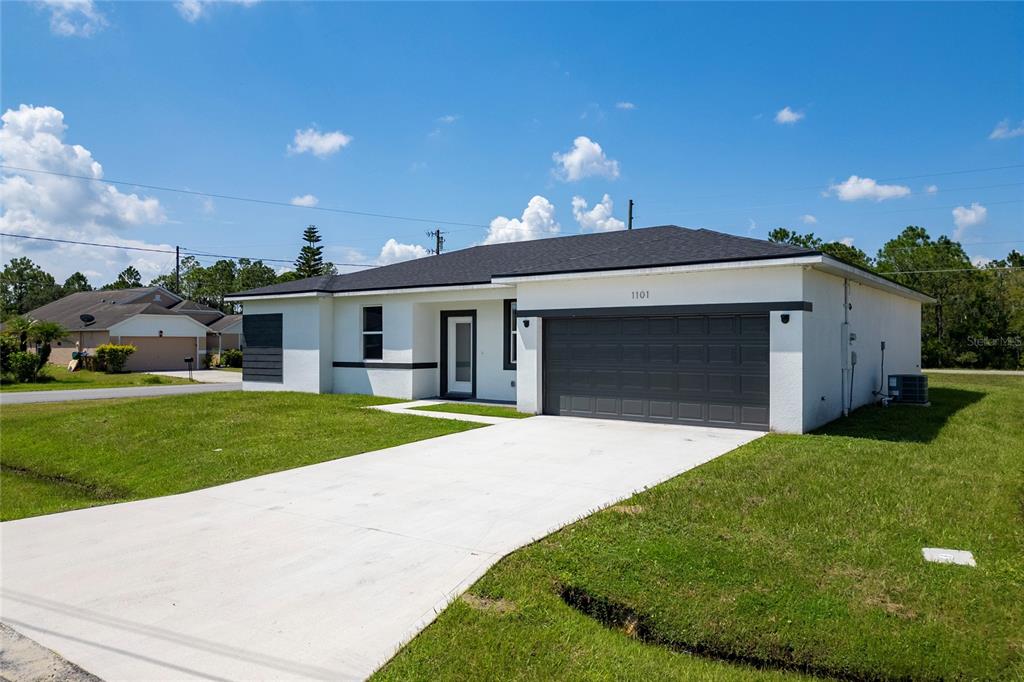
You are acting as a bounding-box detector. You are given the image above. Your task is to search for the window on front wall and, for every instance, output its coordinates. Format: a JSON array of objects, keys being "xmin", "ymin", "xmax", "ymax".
[
  {"xmin": 503, "ymin": 299, "xmax": 517, "ymax": 370},
  {"xmin": 363, "ymin": 306, "xmax": 383, "ymax": 360}
]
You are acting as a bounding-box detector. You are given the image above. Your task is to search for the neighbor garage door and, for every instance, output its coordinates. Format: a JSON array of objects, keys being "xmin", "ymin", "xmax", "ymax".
[
  {"xmin": 120, "ymin": 336, "xmax": 198, "ymax": 372},
  {"xmin": 543, "ymin": 314, "xmax": 770, "ymax": 430}
]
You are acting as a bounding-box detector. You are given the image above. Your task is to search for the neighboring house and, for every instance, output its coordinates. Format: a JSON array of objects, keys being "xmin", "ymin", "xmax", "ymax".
[
  {"xmin": 227, "ymin": 226, "xmax": 932, "ymax": 433},
  {"xmin": 207, "ymin": 314, "xmax": 244, "ymax": 355},
  {"xmin": 24, "ymin": 287, "xmax": 239, "ymax": 372}
]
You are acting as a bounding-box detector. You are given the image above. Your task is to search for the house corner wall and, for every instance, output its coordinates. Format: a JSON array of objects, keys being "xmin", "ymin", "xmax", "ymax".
[
  {"xmin": 516, "ymin": 316, "xmax": 542, "ymax": 414},
  {"xmin": 242, "ymin": 296, "xmax": 327, "ymax": 394},
  {"xmin": 770, "ymin": 309, "xmax": 804, "ymax": 433}
]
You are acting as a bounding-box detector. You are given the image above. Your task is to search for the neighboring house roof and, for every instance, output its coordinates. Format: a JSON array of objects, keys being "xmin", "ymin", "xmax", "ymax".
[
  {"xmin": 208, "ymin": 314, "xmax": 242, "ymax": 333},
  {"xmin": 172, "ymin": 299, "xmax": 225, "ymax": 325},
  {"xmin": 25, "ymin": 287, "xmax": 210, "ymax": 332},
  {"xmin": 230, "ymin": 226, "xmax": 819, "ymax": 298}
]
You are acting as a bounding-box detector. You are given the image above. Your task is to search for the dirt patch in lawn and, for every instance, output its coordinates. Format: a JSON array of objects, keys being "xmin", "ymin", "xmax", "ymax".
[{"xmin": 460, "ymin": 594, "xmax": 516, "ymax": 615}]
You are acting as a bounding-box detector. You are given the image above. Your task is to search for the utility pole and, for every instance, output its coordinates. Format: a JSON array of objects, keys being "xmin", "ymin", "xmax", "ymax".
[
  {"xmin": 175, "ymin": 245, "xmax": 180, "ymax": 293},
  {"xmin": 627, "ymin": 199, "xmax": 634, "ymax": 230},
  {"xmin": 426, "ymin": 229, "xmax": 446, "ymax": 255}
]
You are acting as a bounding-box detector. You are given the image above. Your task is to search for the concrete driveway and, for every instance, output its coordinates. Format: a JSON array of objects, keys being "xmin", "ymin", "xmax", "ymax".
[{"xmin": 1, "ymin": 417, "xmax": 760, "ymax": 681}]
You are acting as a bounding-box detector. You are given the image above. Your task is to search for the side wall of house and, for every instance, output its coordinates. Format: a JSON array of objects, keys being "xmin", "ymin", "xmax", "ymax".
[
  {"xmin": 801, "ymin": 268, "xmax": 923, "ymax": 431},
  {"xmin": 242, "ymin": 296, "xmax": 333, "ymax": 393}
]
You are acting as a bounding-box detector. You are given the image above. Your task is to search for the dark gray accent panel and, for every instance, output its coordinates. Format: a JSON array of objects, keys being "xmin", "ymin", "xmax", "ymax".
[
  {"xmin": 519, "ymin": 302, "xmax": 811, "ymax": 318},
  {"xmin": 543, "ymin": 313, "xmax": 770, "ymax": 431},
  {"xmin": 242, "ymin": 313, "xmax": 283, "ymax": 383},
  {"xmin": 334, "ymin": 361, "xmax": 438, "ymax": 369}
]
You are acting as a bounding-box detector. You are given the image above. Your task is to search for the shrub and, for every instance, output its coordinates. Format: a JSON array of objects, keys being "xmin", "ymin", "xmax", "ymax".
[
  {"xmin": 0, "ymin": 335, "xmax": 19, "ymax": 375},
  {"xmin": 95, "ymin": 343, "xmax": 136, "ymax": 373},
  {"xmin": 8, "ymin": 351, "xmax": 40, "ymax": 382},
  {"xmin": 221, "ymin": 348, "xmax": 243, "ymax": 368}
]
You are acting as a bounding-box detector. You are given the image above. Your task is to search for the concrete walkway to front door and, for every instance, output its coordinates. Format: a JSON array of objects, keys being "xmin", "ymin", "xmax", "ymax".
[{"xmin": 1, "ymin": 417, "xmax": 760, "ymax": 681}]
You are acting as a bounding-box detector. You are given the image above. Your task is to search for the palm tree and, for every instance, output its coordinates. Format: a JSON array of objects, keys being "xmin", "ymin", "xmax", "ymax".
[
  {"xmin": 27, "ymin": 320, "xmax": 68, "ymax": 366},
  {"xmin": 2, "ymin": 315, "xmax": 33, "ymax": 351}
]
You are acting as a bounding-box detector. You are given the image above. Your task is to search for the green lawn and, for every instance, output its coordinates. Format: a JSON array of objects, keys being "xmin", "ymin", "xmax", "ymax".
[
  {"xmin": 410, "ymin": 402, "xmax": 532, "ymax": 419},
  {"xmin": 0, "ymin": 366, "xmax": 193, "ymax": 392},
  {"xmin": 376, "ymin": 374, "xmax": 1024, "ymax": 681},
  {"xmin": 0, "ymin": 392, "xmax": 480, "ymax": 521}
]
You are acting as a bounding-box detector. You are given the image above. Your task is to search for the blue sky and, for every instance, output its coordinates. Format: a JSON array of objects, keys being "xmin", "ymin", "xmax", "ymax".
[{"xmin": 2, "ymin": 1, "xmax": 1022, "ymax": 284}]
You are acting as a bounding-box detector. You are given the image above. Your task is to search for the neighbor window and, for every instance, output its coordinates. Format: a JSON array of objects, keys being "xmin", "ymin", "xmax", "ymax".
[
  {"xmin": 503, "ymin": 299, "xmax": 517, "ymax": 370},
  {"xmin": 363, "ymin": 306, "xmax": 383, "ymax": 360}
]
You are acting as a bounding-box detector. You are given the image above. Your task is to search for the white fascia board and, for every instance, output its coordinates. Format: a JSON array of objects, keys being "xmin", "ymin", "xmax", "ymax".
[
  {"xmin": 226, "ymin": 291, "xmax": 333, "ymax": 302},
  {"xmin": 813, "ymin": 256, "xmax": 935, "ymax": 303},
  {"xmin": 491, "ymin": 256, "xmax": 823, "ymax": 284},
  {"xmin": 108, "ymin": 314, "xmax": 211, "ymax": 336},
  {"xmin": 330, "ymin": 283, "xmax": 513, "ymax": 298}
]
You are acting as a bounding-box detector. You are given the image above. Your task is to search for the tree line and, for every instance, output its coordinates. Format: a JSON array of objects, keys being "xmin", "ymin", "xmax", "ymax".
[
  {"xmin": 1, "ymin": 225, "xmax": 336, "ymax": 317},
  {"xmin": 769, "ymin": 225, "xmax": 1023, "ymax": 369}
]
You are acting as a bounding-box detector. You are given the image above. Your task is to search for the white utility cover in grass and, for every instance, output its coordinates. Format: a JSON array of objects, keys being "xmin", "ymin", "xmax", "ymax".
[{"xmin": 922, "ymin": 547, "xmax": 976, "ymax": 567}]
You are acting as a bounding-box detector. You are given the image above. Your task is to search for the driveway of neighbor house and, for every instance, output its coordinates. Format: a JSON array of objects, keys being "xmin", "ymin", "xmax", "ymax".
[
  {"xmin": 145, "ymin": 369, "xmax": 244, "ymax": 384},
  {"xmin": 0, "ymin": 416, "xmax": 759, "ymax": 682}
]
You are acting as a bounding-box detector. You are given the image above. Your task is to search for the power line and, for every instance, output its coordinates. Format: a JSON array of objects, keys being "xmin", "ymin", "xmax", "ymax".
[
  {"xmin": 0, "ymin": 232, "xmax": 374, "ymax": 269},
  {"xmin": 0, "ymin": 165, "xmax": 492, "ymax": 230}
]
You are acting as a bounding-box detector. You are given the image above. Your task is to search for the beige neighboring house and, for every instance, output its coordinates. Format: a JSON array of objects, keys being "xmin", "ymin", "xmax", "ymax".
[
  {"xmin": 24, "ymin": 286, "xmax": 241, "ymax": 372},
  {"xmin": 207, "ymin": 314, "xmax": 243, "ymax": 355}
]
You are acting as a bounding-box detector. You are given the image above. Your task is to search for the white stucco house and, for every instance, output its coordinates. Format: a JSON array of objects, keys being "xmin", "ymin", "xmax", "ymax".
[{"xmin": 227, "ymin": 226, "xmax": 931, "ymax": 433}]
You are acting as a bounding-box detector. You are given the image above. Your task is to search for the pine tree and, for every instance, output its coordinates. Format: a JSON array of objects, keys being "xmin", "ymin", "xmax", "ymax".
[{"xmin": 294, "ymin": 225, "xmax": 327, "ymax": 278}]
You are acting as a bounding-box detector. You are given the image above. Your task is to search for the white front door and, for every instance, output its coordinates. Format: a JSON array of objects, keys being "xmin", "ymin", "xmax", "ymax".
[{"xmin": 446, "ymin": 316, "xmax": 473, "ymax": 395}]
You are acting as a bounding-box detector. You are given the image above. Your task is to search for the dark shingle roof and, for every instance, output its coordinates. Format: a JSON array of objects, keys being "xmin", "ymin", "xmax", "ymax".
[
  {"xmin": 208, "ymin": 314, "xmax": 242, "ymax": 332},
  {"xmin": 230, "ymin": 226, "xmax": 819, "ymax": 298},
  {"xmin": 26, "ymin": 287, "xmax": 197, "ymax": 331}
]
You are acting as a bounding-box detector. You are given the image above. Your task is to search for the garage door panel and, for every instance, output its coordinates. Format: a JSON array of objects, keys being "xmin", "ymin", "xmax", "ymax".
[
  {"xmin": 648, "ymin": 371, "xmax": 676, "ymax": 392},
  {"xmin": 677, "ymin": 344, "xmax": 705, "ymax": 364},
  {"xmin": 544, "ymin": 313, "xmax": 769, "ymax": 431},
  {"xmin": 740, "ymin": 344, "xmax": 769, "ymax": 365},
  {"xmin": 709, "ymin": 316, "xmax": 737, "ymax": 335},
  {"xmin": 649, "ymin": 344, "xmax": 675, "ymax": 363},
  {"xmin": 708, "ymin": 344, "xmax": 738, "ymax": 364}
]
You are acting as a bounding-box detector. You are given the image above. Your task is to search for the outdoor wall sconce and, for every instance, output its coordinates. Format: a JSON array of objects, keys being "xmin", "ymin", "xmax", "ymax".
[
  {"xmin": 780, "ymin": 314, "xmax": 790, "ymax": 324},
  {"xmin": 522, "ymin": 319, "xmax": 530, "ymax": 328},
  {"xmin": 158, "ymin": 330, "xmax": 164, "ymax": 336}
]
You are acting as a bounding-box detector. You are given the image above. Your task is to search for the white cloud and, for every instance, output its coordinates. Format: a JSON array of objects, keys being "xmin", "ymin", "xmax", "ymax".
[
  {"xmin": 571, "ymin": 194, "xmax": 625, "ymax": 233},
  {"xmin": 828, "ymin": 175, "xmax": 911, "ymax": 202},
  {"xmin": 800, "ymin": 214, "xmax": 817, "ymax": 225},
  {"xmin": 483, "ymin": 196, "xmax": 560, "ymax": 245},
  {"xmin": 615, "ymin": 102, "xmax": 636, "ymax": 110},
  {"xmin": 39, "ymin": 0, "xmax": 107, "ymax": 37},
  {"xmin": 840, "ymin": 237, "xmax": 855, "ymax": 247},
  {"xmin": 552, "ymin": 136, "xmax": 620, "ymax": 182},
  {"xmin": 290, "ymin": 194, "xmax": 319, "ymax": 207},
  {"xmin": 952, "ymin": 202, "xmax": 987, "ymax": 240},
  {"xmin": 436, "ymin": 114, "xmax": 459, "ymax": 124},
  {"xmin": 774, "ymin": 106, "xmax": 805, "ymax": 125},
  {"xmin": 971, "ymin": 255, "xmax": 993, "ymax": 268},
  {"xmin": 746, "ymin": 219, "xmax": 757, "ymax": 235},
  {"xmin": 288, "ymin": 126, "xmax": 353, "ymax": 157},
  {"xmin": 201, "ymin": 197, "xmax": 216, "ymax": 215},
  {"xmin": 175, "ymin": 0, "xmax": 260, "ymax": 23},
  {"xmin": 378, "ymin": 238, "xmax": 429, "ymax": 265},
  {"xmin": 988, "ymin": 119, "xmax": 1024, "ymax": 140},
  {"xmin": 0, "ymin": 104, "xmax": 169, "ymax": 283},
  {"xmin": 925, "ymin": 184, "xmax": 938, "ymax": 194}
]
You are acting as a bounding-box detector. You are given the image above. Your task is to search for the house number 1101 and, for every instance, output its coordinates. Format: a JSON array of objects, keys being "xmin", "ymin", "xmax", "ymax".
[{"xmin": 632, "ymin": 290, "xmax": 649, "ymax": 300}]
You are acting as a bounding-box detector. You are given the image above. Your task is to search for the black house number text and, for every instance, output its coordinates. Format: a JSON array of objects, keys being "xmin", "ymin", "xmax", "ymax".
[{"xmin": 631, "ymin": 290, "xmax": 649, "ymax": 300}]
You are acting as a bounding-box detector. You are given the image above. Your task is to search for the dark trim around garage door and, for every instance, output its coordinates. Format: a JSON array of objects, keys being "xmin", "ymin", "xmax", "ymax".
[{"xmin": 518, "ymin": 301, "xmax": 811, "ymax": 318}]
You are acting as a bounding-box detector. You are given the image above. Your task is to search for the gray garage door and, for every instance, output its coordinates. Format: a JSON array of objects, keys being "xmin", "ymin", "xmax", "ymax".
[{"xmin": 543, "ymin": 314, "xmax": 770, "ymax": 430}]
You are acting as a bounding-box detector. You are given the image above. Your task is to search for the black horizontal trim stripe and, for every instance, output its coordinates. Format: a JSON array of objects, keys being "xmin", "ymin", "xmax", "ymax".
[
  {"xmin": 517, "ymin": 302, "xmax": 812, "ymax": 318},
  {"xmin": 333, "ymin": 361, "xmax": 438, "ymax": 369}
]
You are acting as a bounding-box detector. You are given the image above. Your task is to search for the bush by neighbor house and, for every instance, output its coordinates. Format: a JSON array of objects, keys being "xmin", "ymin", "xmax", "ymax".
[
  {"xmin": 94, "ymin": 343, "xmax": 136, "ymax": 373},
  {"xmin": 221, "ymin": 348, "xmax": 242, "ymax": 368}
]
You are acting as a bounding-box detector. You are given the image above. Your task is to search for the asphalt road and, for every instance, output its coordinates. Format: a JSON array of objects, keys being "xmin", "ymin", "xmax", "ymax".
[{"xmin": 0, "ymin": 382, "xmax": 241, "ymax": 405}]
